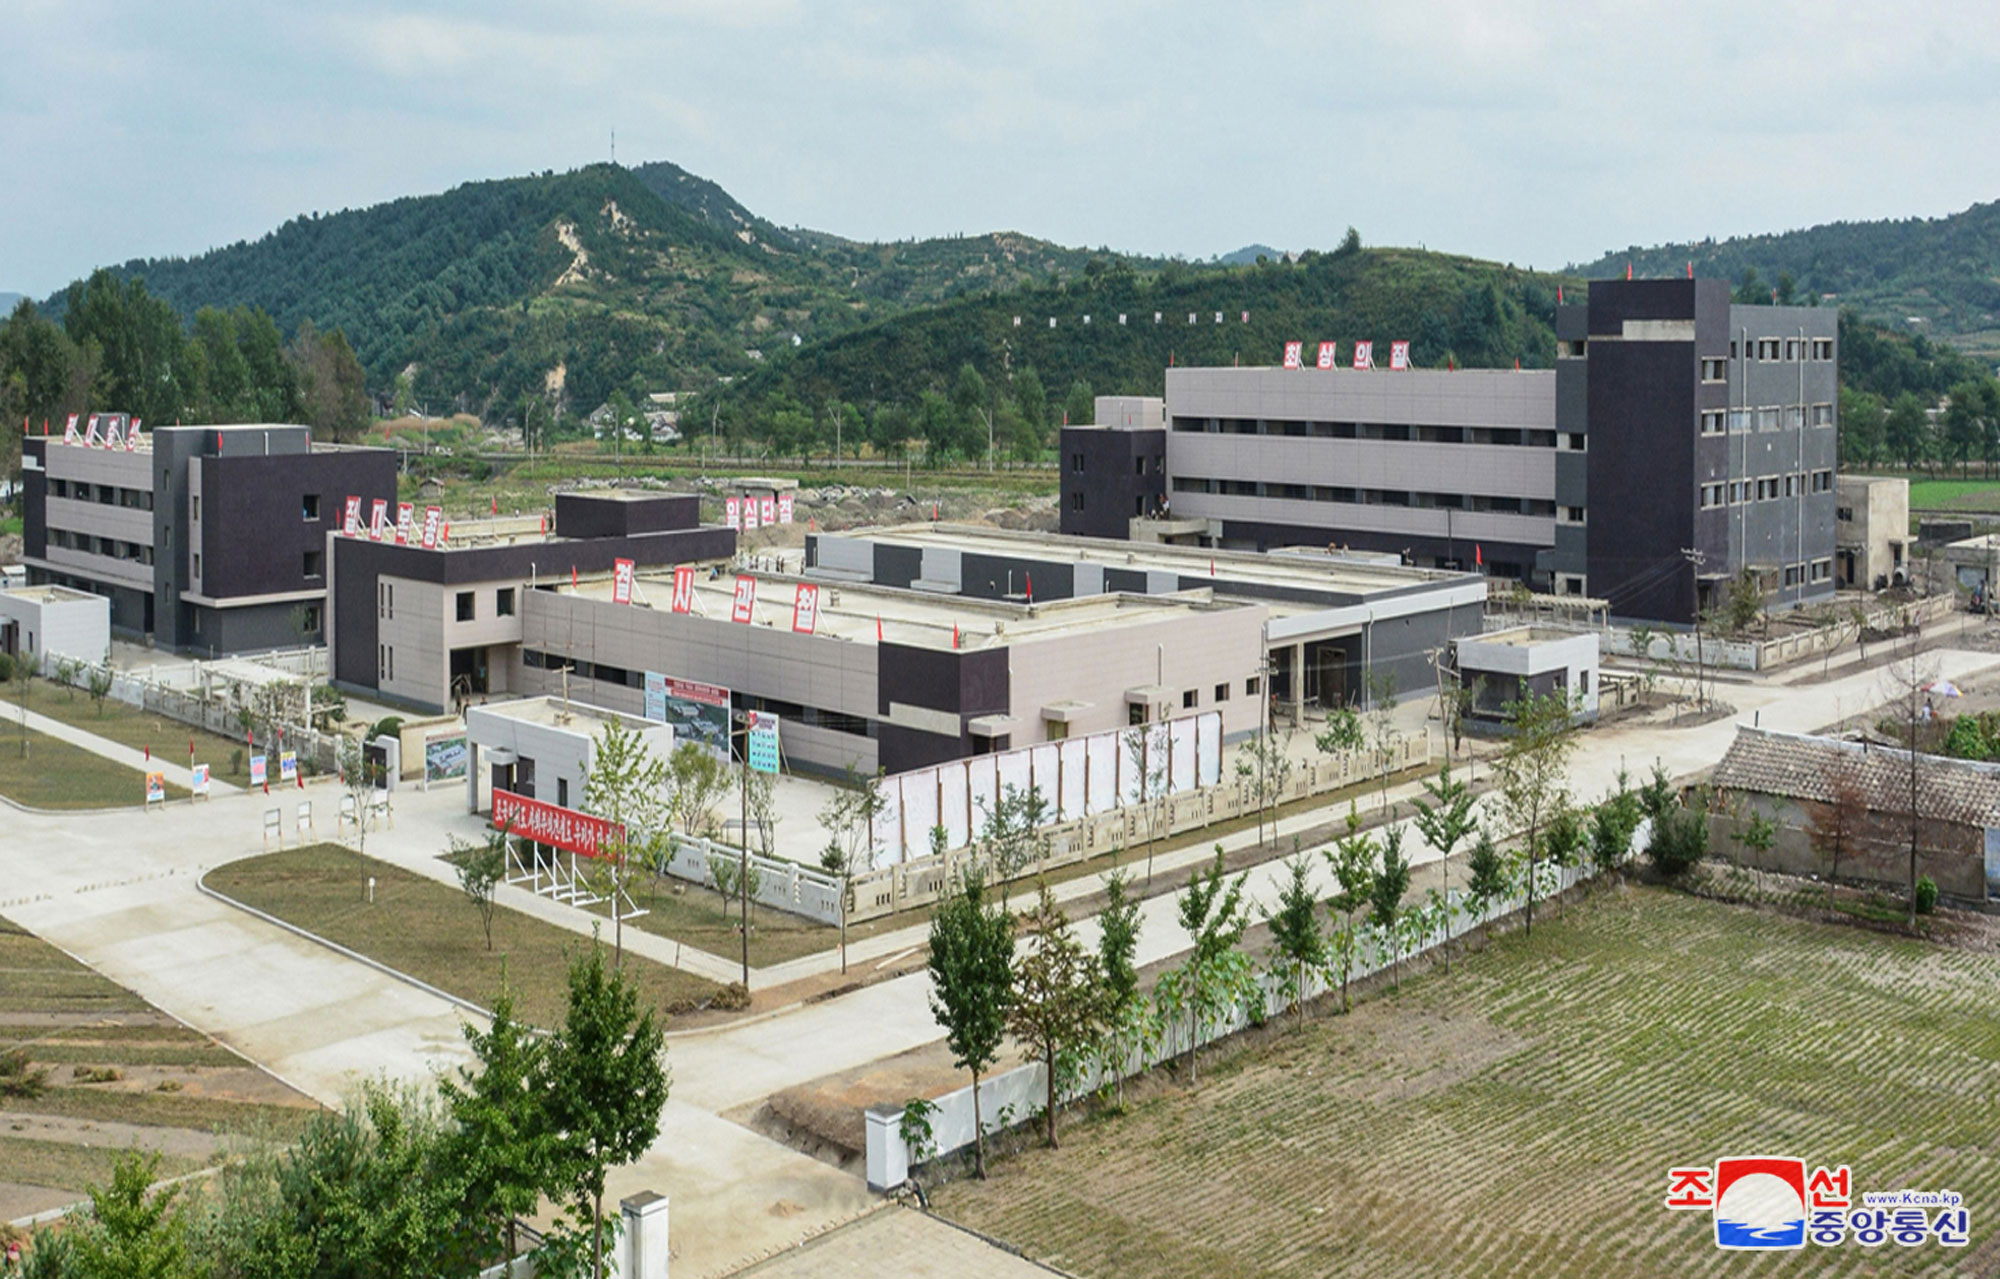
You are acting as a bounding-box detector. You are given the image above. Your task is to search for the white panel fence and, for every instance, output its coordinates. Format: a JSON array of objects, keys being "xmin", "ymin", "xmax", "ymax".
[{"xmin": 864, "ymin": 818, "xmax": 1651, "ymax": 1191}]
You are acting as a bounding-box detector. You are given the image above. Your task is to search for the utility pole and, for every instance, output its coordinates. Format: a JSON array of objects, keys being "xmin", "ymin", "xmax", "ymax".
[
  {"xmin": 1681, "ymin": 547, "xmax": 1707, "ymax": 712},
  {"xmin": 734, "ymin": 714, "xmax": 751, "ymax": 988}
]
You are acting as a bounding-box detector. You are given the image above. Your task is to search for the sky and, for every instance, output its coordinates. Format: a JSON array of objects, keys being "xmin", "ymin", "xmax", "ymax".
[{"xmin": 5, "ymin": 0, "xmax": 1999, "ymax": 298}]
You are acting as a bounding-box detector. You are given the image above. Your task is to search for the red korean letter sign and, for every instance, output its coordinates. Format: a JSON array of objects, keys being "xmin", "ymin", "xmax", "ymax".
[
  {"xmin": 369, "ymin": 499, "xmax": 389, "ymax": 540},
  {"xmin": 1390, "ymin": 340, "xmax": 1412, "ymax": 370},
  {"xmin": 724, "ymin": 496, "xmax": 740, "ymax": 529},
  {"xmin": 777, "ymin": 493, "xmax": 794, "ymax": 524},
  {"xmin": 1352, "ymin": 341, "xmax": 1374, "ymax": 370},
  {"xmin": 759, "ymin": 496, "xmax": 777, "ymax": 527},
  {"xmin": 343, "ymin": 496, "xmax": 362, "ymax": 536},
  {"xmin": 1282, "ymin": 341, "xmax": 1303, "ymax": 370},
  {"xmin": 611, "ymin": 557, "xmax": 636, "ymax": 605},
  {"xmin": 731, "ymin": 575, "xmax": 757, "ymax": 623},
  {"xmin": 792, "ymin": 583, "xmax": 820, "ymax": 634},
  {"xmin": 670, "ymin": 565, "xmax": 695, "ymax": 614},
  {"xmin": 421, "ymin": 505, "xmax": 443, "ymax": 549},
  {"xmin": 395, "ymin": 502, "xmax": 414, "ymax": 545}
]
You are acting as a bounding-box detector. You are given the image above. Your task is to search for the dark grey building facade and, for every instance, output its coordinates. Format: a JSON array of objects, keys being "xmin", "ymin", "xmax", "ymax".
[
  {"xmin": 22, "ymin": 423, "xmax": 399, "ymax": 654},
  {"xmin": 1059, "ymin": 278, "xmax": 1838, "ymax": 625}
]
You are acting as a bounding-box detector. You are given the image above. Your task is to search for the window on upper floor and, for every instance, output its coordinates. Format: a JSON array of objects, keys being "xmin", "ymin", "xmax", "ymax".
[
  {"xmin": 1700, "ymin": 358, "xmax": 1726, "ymax": 382},
  {"xmin": 302, "ymin": 494, "xmax": 321, "ymax": 521},
  {"xmin": 456, "ymin": 591, "xmax": 475, "ymax": 622}
]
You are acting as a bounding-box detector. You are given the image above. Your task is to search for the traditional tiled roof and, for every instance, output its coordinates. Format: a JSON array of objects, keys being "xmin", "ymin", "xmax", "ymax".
[{"xmin": 1712, "ymin": 726, "xmax": 2000, "ymax": 829}]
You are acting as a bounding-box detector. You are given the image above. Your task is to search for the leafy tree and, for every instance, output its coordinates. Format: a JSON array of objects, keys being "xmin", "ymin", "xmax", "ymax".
[
  {"xmin": 1060, "ymin": 378, "xmax": 1094, "ymax": 430},
  {"xmin": 1590, "ymin": 772, "xmax": 1643, "ymax": 877},
  {"xmin": 1638, "ymin": 761, "xmax": 1676, "ymax": 826},
  {"xmin": 1840, "ymin": 386, "xmax": 1886, "ymax": 466},
  {"xmin": 440, "ymin": 982, "xmax": 556, "ymax": 1263},
  {"xmin": 1122, "ymin": 725, "xmax": 1171, "ymax": 886},
  {"xmin": 1411, "ymin": 761, "xmax": 1477, "ymax": 897},
  {"xmin": 979, "ymin": 781, "xmax": 1052, "ymax": 907},
  {"xmin": 453, "ymin": 823, "xmax": 509, "ymax": 951},
  {"xmin": 1095, "ymin": 870, "xmax": 1146, "ymax": 1105},
  {"xmin": 1314, "ymin": 705, "xmax": 1363, "ymax": 758},
  {"xmin": 65, "ymin": 1150, "xmax": 197, "ymax": 1279},
  {"xmin": 1465, "ymin": 829, "xmax": 1509, "ymax": 939},
  {"xmin": 1369, "ymin": 825, "xmax": 1413, "ymax": 986},
  {"xmin": 817, "ymin": 766, "xmax": 888, "ymax": 972},
  {"xmin": 581, "ymin": 719, "xmax": 671, "ymax": 968},
  {"xmin": 926, "ymin": 868, "xmax": 1014, "ymax": 1177},
  {"xmin": 336, "ymin": 735, "xmax": 382, "ymax": 857},
  {"xmin": 1321, "ymin": 804, "xmax": 1377, "ymax": 1012},
  {"xmin": 1646, "ymin": 803, "xmax": 1710, "ymax": 878},
  {"xmin": 1885, "ymin": 391, "xmax": 1932, "ymax": 470},
  {"xmin": 1541, "ymin": 805, "xmax": 1585, "ymax": 916},
  {"xmin": 1733, "ymin": 800, "xmax": 1779, "ymax": 865},
  {"xmin": 1492, "ymin": 691, "xmax": 1579, "ymax": 936},
  {"xmin": 542, "ymin": 941, "xmax": 671, "ymax": 1279},
  {"xmin": 1364, "ymin": 671, "xmax": 1402, "ymax": 809},
  {"xmin": 1806, "ymin": 752, "xmax": 1867, "ymax": 916},
  {"xmin": 1263, "ymin": 850, "xmax": 1325, "ymax": 1024},
  {"xmin": 1235, "ymin": 727, "xmax": 1294, "ymax": 851},
  {"xmin": 1007, "ymin": 880, "xmax": 1106, "ymax": 1147},
  {"xmin": 1154, "ymin": 848, "xmax": 1253, "ymax": 1084},
  {"xmin": 666, "ymin": 740, "xmax": 728, "ymax": 836},
  {"xmin": 288, "ymin": 320, "xmax": 371, "ymax": 443}
]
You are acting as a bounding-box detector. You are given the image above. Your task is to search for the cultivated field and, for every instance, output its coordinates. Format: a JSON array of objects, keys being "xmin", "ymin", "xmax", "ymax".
[
  {"xmin": 0, "ymin": 915, "xmax": 319, "ymax": 1221},
  {"xmin": 934, "ymin": 886, "xmax": 2000, "ymax": 1278}
]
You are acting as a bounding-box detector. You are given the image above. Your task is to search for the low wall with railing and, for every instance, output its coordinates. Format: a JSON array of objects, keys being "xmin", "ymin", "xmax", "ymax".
[
  {"xmin": 843, "ymin": 728, "xmax": 1433, "ymax": 925},
  {"xmin": 653, "ymin": 831, "xmax": 845, "ymax": 925},
  {"xmin": 864, "ymin": 817, "xmax": 1649, "ymax": 1191}
]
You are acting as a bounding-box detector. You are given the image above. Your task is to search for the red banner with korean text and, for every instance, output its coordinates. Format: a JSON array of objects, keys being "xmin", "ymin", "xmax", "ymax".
[{"xmin": 493, "ymin": 790, "xmax": 626, "ymax": 859}]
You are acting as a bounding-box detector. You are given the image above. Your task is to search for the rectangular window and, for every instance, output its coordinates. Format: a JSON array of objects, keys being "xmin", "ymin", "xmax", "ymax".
[
  {"xmin": 1757, "ymin": 407, "xmax": 1781, "ymax": 432},
  {"xmin": 1700, "ymin": 411, "xmax": 1725, "ymax": 436},
  {"xmin": 1787, "ymin": 406, "xmax": 1804, "ymax": 429},
  {"xmin": 1151, "ymin": 455, "xmax": 1164, "ymax": 474},
  {"xmin": 388, "ymin": 647, "xmax": 393, "ymax": 681},
  {"xmin": 192, "ymin": 552, "xmax": 201, "ymax": 578},
  {"xmin": 1183, "ymin": 689, "xmax": 1198, "ymax": 709},
  {"xmin": 1810, "ymin": 560, "xmax": 1831, "ymax": 582},
  {"xmin": 1070, "ymin": 490, "xmax": 1084, "ymax": 511},
  {"xmin": 1785, "ymin": 339, "xmax": 1799, "ymax": 361},
  {"xmin": 1070, "ymin": 453, "xmax": 1085, "ymax": 473},
  {"xmin": 386, "ymin": 583, "xmax": 393, "ymax": 620},
  {"xmin": 497, "ymin": 588, "xmax": 515, "ymax": 617},
  {"xmin": 1812, "ymin": 403, "xmax": 1833, "ymax": 426},
  {"xmin": 1784, "ymin": 565, "xmax": 1802, "ymax": 586},
  {"xmin": 191, "ymin": 496, "xmax": 200, "ymax": 522},
  {"xmin": 1700, "ymin": 358, "xmax": 1726, "ymax": 382},
  {"xmin": 1214, "ymin": 682, "xmax": 1230, "ymax": 703},
  {"xmin": 1561, "ymin": 505, "xmax": 1587, "ymax": 523},
  {"xmin": 1134, "ymin": 456, "xmax": 1146, "ymax": 476},
  {"xmin": 303, "ymin": 494, "xmax": 320, "ymax": 521},
  {"xmin": 300, "ymin": 605, "xmax": 321, "ymax": 634},
  {"xmin": 456, "ymin": 591, "xmax": 475, "ymax": 622},
  {"xmin": 1728, "ymin": 410, "xmax": 1751, "ymax": 433},
  {"xmin": 558, "ymin": 778, "xmax": 569, "ymax": 808},
  {"xmin": 303, "ymin": 549, "xmax": 322, "ymax": 578},
  {"xmin": 1813, "ymin": 339, "xmax": 1834, "ymax": 360},
  {"xmin": 1246, "ymin": 676, "xmax": 1261, "ymax": 697}
]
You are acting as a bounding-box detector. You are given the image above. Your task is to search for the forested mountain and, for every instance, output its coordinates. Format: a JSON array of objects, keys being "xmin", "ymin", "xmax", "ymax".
[{"xmin": 1576, "ymin": 200, "xmax": 2000, "ymax": 355}]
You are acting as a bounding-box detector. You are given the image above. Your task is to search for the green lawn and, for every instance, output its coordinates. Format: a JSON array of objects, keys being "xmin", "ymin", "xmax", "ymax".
[
  {"xmin": 204, "ymin": 844, "xmax": 730, "ymax": 1027},
  {"xmin": 0, "ymin": 724, "xmax": 188, "ymax": 808},
  {"xmin": 578, "ymin": 872, "xmax": 840, "ymax": 970},
  {"xmin": 0, "ymin": 1135, "xmax": 204, "ymax": 1195},
  {"xmin": 935, "ymin": 887, "xmax": 2000, "ymax": 1278},
  {"xmin": 2, "ymin": 678, "xmax": 249, "ymax": 778}
]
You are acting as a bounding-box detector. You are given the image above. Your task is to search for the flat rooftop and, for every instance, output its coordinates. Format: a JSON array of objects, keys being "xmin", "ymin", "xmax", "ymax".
[
  {"xmin": 0, "ymin": 584, "xmax": 100, "ymax": 605},
  {"xmin": 830, "ymin": 523, "xmax": 1472, "ymax": 598},
  {"xmin": 557, "ymin": 565, "xmax": 1251, "ymax": 652},
  {"xmin": 469, "ymin": 694, "xmax": 657, "ymax": 732}
]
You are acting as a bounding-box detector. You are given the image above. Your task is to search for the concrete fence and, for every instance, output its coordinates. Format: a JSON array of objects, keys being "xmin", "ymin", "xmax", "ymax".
[
  {"xmin": 843, "ymin": 728, "xmax": 1433, "ymax": 926},
  {"xmin": 44, "ymin": 654, "xmax": 349, "ymax": 774},
  {"xmin": 1497, "ymin": 594, "xmax": 1956, "ymax": 674},
  {"xmin": 864, "ymin": 815, "xmax": 1649, "ymax": 1191},
  {"xmin": 653, "ymin": 832, "xmax": 845, "ymax": 926}
]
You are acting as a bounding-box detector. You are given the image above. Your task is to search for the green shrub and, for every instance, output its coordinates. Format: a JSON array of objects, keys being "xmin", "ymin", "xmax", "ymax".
[
  {"xmin": 0, "ymin": 651, "xmax": 12, "ymax": 682},
  {"xmin": 368, "ymin": 716, "xmax": 405, "ymax": 742},
  {"xmin": 1915, "ymin": 875, "xmax": 1939, "ymax": 915},
  {"xmin": 1944, "ymin": 716, "xmax": 1990, "ymax": 761},
  {"xmin": 1646, "ymin": 805, "xmax": 1709, "ymax": 878}
]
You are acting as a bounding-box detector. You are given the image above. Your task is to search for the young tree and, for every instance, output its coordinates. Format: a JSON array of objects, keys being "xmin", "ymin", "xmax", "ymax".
[
  {"xmin": 1321, "ymin": 804, "xmax": 1378, "ymax": 1012},
  {"xmin": 1369, "ymin": 825, "xmax": 1413, "ymax": 986},
  {"xmin": 1590, "ymin": 772, "xmax": 1644, "ymax": 879},
  {"xmin": 1263, "ymin": 850, "xmax": 1326, "ymax": 1024},
  {"xmin": 543, "ymin": 941, "xmax": 671, "ymax": 1279},
  {"xmin": 1364, "ymin": 671, "xmax": 1402, "ymax": 809},
  {"xmin": 1235, "ymin": 727, "xmax": 1295, "ymax": 852},
  {"xmin": 440, "ymin": 982, "xmax": 555, "ymax": 1263},
  {"xmin": 1731, "ymin": 795, "xmax": 1779, "ymax": 867},
  {"xmin": 1883, "ymin": 632, "xmax": 1941, "ymax": 924},
  {"xmin": 337, "ymin": 734, "xmax": 380, "ymax": 857},
  {"xmin": 581, "ymin": 719, "xmax": 671, "ymax": 968},
  {"xmin": 1466, "ymin": 829, "xmax": 1508, "ymax": 939},
  {"xmin": 1540, "ymin": 805, "xmax": 1585, "ymax": 918},
  {"xmin": 979, "ymin": 782, "xmax": 1052, "ymax": 908},
  {"xmin": 1122, "ymin": 725, "xmax": 1171, "ymax": 887},
  {"xmin": 453, "ymin": 823, "xmax": 509, "ymax": 951},
  {"xmin": 666, "ymin": 740, "xmax": 730, "ymax": 836},
  {"xmin": 1007, "ymin": 880, "xmax": 1107, "ymax": 1148},
  {"xmin": 1410, "ymin": 761, "xmax": 1478, "ymax": 897},
  {"xmin": 1095, "ymin": 870, "xmax": 1145, "ymax": 1106},
  {"xmin": 817, "ymin": 766, "xmax": 888, "ymax": 973},
  {"xmin": 1315, "ymin": 705, "xmax": 1364, "ymax": 759},
  {"xmin": 86, "ymin": 662, "xmax": 112, "ymax": 716},
  {"xmin": 926, "ymin": 868, "xmax": 1014, "ymax": 1178},
  {"xmin": 1805, "ymin": 751, "xmax": 1867, "ymax": 917},
  {"xmin": 1154, "ymin": 848, "xmax": 1253, "ymax": 1085},
  {"xmin": 745, "ymin": 766, "xmax": 779, "ymax": 862},
  {"xmin": 1492, "ymin": 691, "xmax": 1579, "ymax": 936}
]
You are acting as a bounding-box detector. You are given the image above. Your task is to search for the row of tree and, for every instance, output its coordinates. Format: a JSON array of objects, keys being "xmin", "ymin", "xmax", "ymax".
[
  {"xmin": 0, "ymin": 276, "xmax": 370, "ymax": 454},
  {"xmin": 1839, "ymin": 377, "xmax": 2000, "ymax": 473},
  {"xmin": 16, "ymin": 942, "xmax": 667, "ymax": 1279}
]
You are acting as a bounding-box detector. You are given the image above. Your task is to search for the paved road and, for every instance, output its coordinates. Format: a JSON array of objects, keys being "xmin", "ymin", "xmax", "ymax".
[{"xmin": 7, "ymin": 636, "xmax": 1993, "ymax": 1272}]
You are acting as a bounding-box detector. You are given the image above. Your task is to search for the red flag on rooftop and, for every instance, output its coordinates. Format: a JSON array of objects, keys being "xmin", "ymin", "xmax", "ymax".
[
  {"xmin": 491, "ymin": 495, "xmax": 498, "ymax": 515},
  {"xmin": 1476, "ymin": 544, "xmax": 1484, "ymax": 568},
  {"xmin": 1026, "ymin": 573, "xmax": 1032, "ymax": 602},
  {"xmin": 572, "ymin": 566, "xmax": 578, "ymax": 588},
  {"xmin": 1557, "ymin": 285, "xmax": 1563, "ymax": 304},
  {"xmin": 1626, "ymin": 262, "xmax": 1633, "ymax": 280},
  {"xmin": 876, "ymin": 615, "xmax": 882, "ymax": 643},
  {"xmin": 1514, "ymin": 358, "xmax": 1520, "ymax": 370},
  {"xmin": 952, "ymin": 621, "xmax": 960, "ymax": 648},
  {"xmin": 1687, "ymin": 261, "xmax": 1694, "ymax": 279}
]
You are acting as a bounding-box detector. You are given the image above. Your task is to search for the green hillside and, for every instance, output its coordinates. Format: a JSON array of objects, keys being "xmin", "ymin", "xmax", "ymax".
[{"xmin": 1576, "ymin": 199, "xmax": 2000, "ymax": 359}]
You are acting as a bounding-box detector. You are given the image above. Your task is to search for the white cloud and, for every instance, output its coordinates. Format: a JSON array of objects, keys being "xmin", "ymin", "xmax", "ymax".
[{"xmin": 3, "ymin": 0, "xmax": 1999, "ymax": 295}]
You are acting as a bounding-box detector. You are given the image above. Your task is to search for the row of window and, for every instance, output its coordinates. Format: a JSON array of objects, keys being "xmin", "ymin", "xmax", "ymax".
[
  {"xmin": 1171, "ymin": 476, "xmax": 1559, "ymax": 516},
  {"xmin": 1171, "ymin": 418, "xmax": 1560, "ymax": 448},
  {"xmin": 45, "ymin": 528, "xmax": 153, "ymax": 564},
  {"xmin": 46, "ymin": 478, "xmax": 152, "ymax": 509},
  {"xmin": 456, "ymin": 588, "xmax": 516, "ymax": 622},
  {"xmin": 1698, "ymin": 405, "xmax": 1835, "ymax": 435},
  {"xmin": 1739, "ymin": 337, "xmax": 1835, "ymax": 363},
  {"xmin": 1697, "ymin": 469, "xmax": 1835, "ymax": 508}
]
